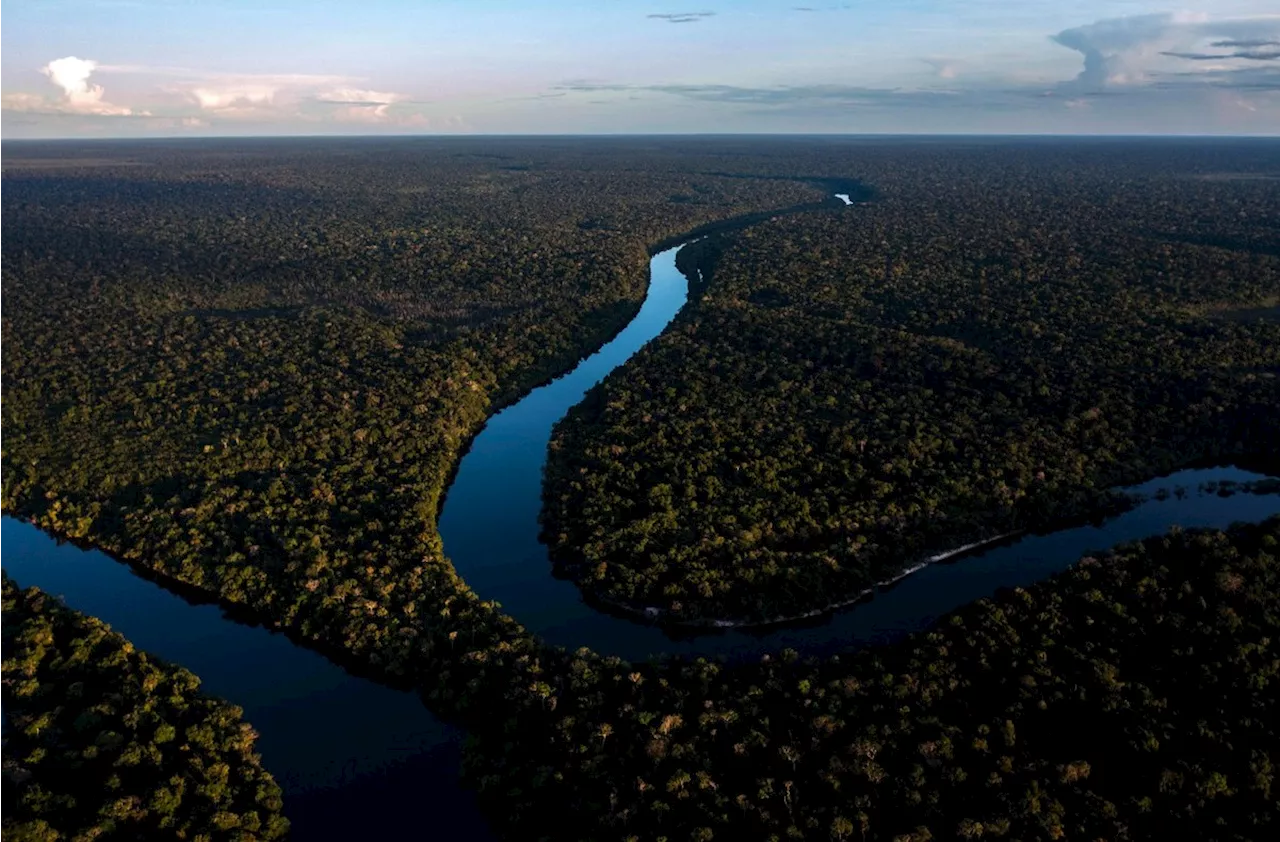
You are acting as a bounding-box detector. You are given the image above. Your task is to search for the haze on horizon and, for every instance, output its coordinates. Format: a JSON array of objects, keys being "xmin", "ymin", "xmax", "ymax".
[{"xmin": 2, "ymin": 0, "xmax": 1278, "ymax": 139}]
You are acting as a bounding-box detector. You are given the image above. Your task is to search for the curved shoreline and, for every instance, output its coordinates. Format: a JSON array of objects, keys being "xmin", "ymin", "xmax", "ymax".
[
  {"xmin": 431, "ymin": 183, "xmax": 870, "ymax": 529},
  {"xmin": 584, "ymin": 530, "xmax": 1026, "ymax": 631},
  {"xmin": 0, "ymin": 514, "xmax": 487, "ymax": 841},
  {"xmin": 436, "ymin": 186, "xmax": 893, "ymax": 653},
  {"xmin": 556, "ymin": 458, "xmax": 1274, "ymax": 632},
  {"xmin": 437, "ymin": 187, "xmax": 1280, "ymax": 655},
  {"xmin": 8, "ymin": 187, "xmax": 1280, "ymax": 842}
]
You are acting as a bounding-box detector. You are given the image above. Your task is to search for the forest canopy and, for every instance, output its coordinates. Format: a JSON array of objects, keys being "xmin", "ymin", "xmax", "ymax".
[
  {"xmin": 544, "ymin": 141, "xmax": 1280, "ymax": 623},
  {"xmin": 3, "ymin": 137, "xmax": 1278, "ymax": 841},
  {"xmin": 2, "ymin": 575, "xmax": 289, "ymax": 841}
]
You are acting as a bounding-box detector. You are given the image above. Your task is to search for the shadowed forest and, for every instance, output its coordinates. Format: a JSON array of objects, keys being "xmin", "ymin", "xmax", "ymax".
[
  {"xmin": 543, "ymin": 141, "xmax": 1280, "ymax": 624},
  {"xmin": 3, "ymin": 137, "xmax": 1278, "ymax": 841}
]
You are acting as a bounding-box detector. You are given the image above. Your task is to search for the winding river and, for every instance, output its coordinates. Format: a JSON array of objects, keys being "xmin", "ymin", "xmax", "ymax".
[
  {"xmin": 436, "ymin": 231, "xmax": 1280, "ymax": 661},
  {"xmin": 4, "ymin": 194, "xmax": 1279, "ymax": 840}
]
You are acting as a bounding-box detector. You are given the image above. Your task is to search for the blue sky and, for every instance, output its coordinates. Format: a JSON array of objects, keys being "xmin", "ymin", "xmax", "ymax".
[{"xmin": 3, "ymin": 1, "xmax": 1278, "ymax": 137}]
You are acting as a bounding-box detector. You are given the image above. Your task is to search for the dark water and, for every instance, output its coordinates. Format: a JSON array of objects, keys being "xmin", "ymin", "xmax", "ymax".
[
  {"xmin": 438, "ymin": 244, "xmax": 1280, "ymax": 662},
  {"xmin": 5, "ymin": 218, "xmax": 1278, "ymax": 841},
  {"xmin": 438, "ymin": 241, "xmax": 694, "ymax": 655},
  {"xmin": 735, "ymin": 467, "xmax": 1280, "ymax": 659},
  {"xmin": 0, "ymin": 518, "xmax": 491, "ymax": 842}
]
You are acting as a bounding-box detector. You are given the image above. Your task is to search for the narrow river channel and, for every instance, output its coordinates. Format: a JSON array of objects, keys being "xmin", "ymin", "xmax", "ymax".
[
  {"xmin": 0, "ymin": 516, "xmax": 493, "ymax": 842},
  {"xmin": 4, "ymin": 194, "xmax": 1278, "ymax": 841},
  {"xmin": 436, "ymin": 233, "xmax": 1280, "ymax": 661}
]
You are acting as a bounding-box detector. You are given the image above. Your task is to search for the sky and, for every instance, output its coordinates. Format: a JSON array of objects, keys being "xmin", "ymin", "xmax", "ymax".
[{"xmin": 2, "ymin": 1, "xmax": 1278, "ymax": 138}]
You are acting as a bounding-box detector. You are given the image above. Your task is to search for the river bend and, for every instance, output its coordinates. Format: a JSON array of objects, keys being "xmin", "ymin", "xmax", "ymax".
[{"xmin": 5, "ymin": 193, "xmax": 1278, "ymax": 839}]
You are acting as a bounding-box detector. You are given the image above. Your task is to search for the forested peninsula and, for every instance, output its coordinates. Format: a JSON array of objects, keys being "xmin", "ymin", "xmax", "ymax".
[
  {"xmin": 3, "ymin": 137, "xmax": 1279, "ymax": 841},
  {"xmin": 2, "ymin": 576, "xmax": 289, "ymax": 841},
  {"xmin": 544, "ymin": 142, "xmax": 1280, "ymax": 624}
]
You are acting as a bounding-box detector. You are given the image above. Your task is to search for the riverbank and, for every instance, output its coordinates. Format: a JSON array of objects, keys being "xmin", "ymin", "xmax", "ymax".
[{"xmin": 583, "ymin": 529, "xmax": 1027, "ymax": 631}]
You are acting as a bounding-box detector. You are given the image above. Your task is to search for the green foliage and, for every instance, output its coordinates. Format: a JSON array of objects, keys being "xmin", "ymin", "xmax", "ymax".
[
  {"xmin": 545, "ymin": 143, "xmax": 1280, "ymax": 622},
  {"xmin": 1, "ymin": 139, "xmax": 823, "ymax": 652},
  {"xmin": 4, "ymin": 139, "xmax": 1279, "ymax": 841},
  {"xmin": 0, "ymin": 137, "xmax": 843, "ymax": 839},
  {"xmin": 482, "ymin": 518, "xmax": 1280, "ymax": 841},
  {"xmin": 1, "ymin": 576, "xmax": 289, "ymax": 840}
]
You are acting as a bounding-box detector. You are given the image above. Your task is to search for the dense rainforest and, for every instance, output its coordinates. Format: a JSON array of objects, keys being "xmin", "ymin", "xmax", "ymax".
[
  {"xmin": 2, "ymin": 576, "xmax": 289, "ymax": 841},
  {"xmin": 3, "ymin": 137, "xmax": 1279, "ymax": 840},
  {"xmin": 475, "ymin": 516, "xmax": 1280, "ymax": 841},
  {"xmin": 544, "ymin": 143, "xmax": 1280, "ymax": 624}
]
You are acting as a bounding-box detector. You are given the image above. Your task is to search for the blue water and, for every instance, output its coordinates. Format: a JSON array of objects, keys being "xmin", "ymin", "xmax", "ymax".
[
  {"xmin": 437, "ymin": 246, "xmax": 1280, "ymax": 662},
  {"xmin": 737, "ymin": 468, "xmax": 1280, "ymax": 659},
  {"xmin": 438, "ymin": 242, "xmax": 696, "ymax": 654},
  {"xmin": 0, "ymin": 519, "xmax": 491, "ymax": 842},
  {"xmin": 5, "ymin": 217, "xmax": 1279, "ymax": 840}
]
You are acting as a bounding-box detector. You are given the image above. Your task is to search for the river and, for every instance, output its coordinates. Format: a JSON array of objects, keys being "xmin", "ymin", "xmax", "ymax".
[
  {"xmin": 4, "ymin": 195, "xmax": 1278, "ymax": 840},
  {"xmin": 436, "ymin": 236, "xmax": 1280, "ymax": 661},
  {"xmin": 0, "ymin": 516, "xmax": 493, "ymax": 841}
]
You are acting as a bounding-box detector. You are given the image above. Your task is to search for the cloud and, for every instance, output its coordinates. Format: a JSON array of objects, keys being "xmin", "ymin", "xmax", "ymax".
[
  {"xmin": 167, "ymin": 73, "xmax": 353, "ymax": 116},
  {"xmin": 1051, "ymin": 13, "xmax": 1191, "ymax": 88},
  {"xmin": 188, "ymin": 83, "xmax": 278, "ymax": 111},
  {"xmin": 555, "ymin": 81, "xmax": 972, "ymax": 109},
  {"xmin": 2, "ymin": 56, "xmax": 138, "ymax": 116},
  {"xmin": 314, "ymin": 87, "xmax": 407, "ymax": 105},
  {"xmin": 3, "ymin": 56, "xmax": 135, "ymax": 115},
  {"xmin": 922, "ymin": 58, "xmax": 961, "ymax": 79},
  {"xmin": 43, "ymin": 56, "xmax": 134, "ymax": 114},
  {"xmin": 1160, "ymin": 51, "xmax": 1228, "ymax": 61},
  {"xmin": 5, "ymin": 60, "xmax": 431, "ymax": 130},
  {"xmin": 647, "ymin": 12, "xmax": 715, "ymax": 24},
  {"xmin": 1211, "ymin": 39, "xmax": 1280, "ymax": 49},
  {"xmin": 327, "ymin": 105, "xmax": 405, "ymax": 124},
  {"xmin": 1152, "ymin": 65, "xmax": 1280, "ymax": 92},
  {"xmin": 1163, "ymin": 49, "xmax": 1280, "ymax": 61},
  {"xmin": 177, "ymin": 72, "xmax": 440, "ymax": 127},
  {"xmin": 1, "ymin": 93, "xmax": 53, "ymax": 113},
  {"xmin": 178, "ymin": 72, "xmax": 446, "ymax": 127},
  {"xmin": 321, "ymin": 111, "xmax": 466, "ymax": 130},
  {"xmin": 136, "ymin": 115, "xmax": 210, "ymax": 131},
  {"xmin": 1051, "ymin": 13, "xmax": 1280, "ymax": 91},
  {"xmin": 312, "ymin": 86, "xmax": 410, "ymax": 119},
  {"xmin": 541, "ymin": 10, "xmax": 1280, "ymax": 132},
  {"xmin": 551, "ymin": 66, "xmax": 1276, "ymax": 132}
]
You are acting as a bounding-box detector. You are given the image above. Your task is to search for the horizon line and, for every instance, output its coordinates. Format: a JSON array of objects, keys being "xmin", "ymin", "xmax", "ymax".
[{"xmin": 5, "ymin": 131, "xmax": 1280, "ymax": 143}]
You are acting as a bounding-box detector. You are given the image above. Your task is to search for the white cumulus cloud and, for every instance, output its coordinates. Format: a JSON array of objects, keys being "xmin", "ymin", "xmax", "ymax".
[
  {"xmin": 42, "ymin": 56, "xmax": 134, "ymax": 114},
  {"xmin": 5, "ymin": 58, "xmax": 436, "ymax": 129},
  {"xmin": 315, "ymin": 87, "xmax": 407, "ymax": 105},
  {"xmin": 168, "ymin": 74, "xmax": 426, "ymax": 122}
]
